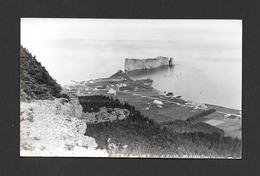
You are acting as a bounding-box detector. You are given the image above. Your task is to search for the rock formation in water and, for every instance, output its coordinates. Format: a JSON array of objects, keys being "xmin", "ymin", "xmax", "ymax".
[{"xmin": 125, "ymin": 56, "xmax": 173, "ymax": 72}]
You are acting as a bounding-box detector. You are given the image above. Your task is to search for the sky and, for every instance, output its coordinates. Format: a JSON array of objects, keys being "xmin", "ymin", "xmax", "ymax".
[{"xmin": 21, "ymin": 18, "xmax": 242, "ymax": 85}]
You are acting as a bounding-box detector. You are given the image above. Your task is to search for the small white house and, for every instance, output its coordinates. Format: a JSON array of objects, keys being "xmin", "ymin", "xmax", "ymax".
[
  {"xmin": 224, "ymin": 113, "xmax": 231, "ymax": 118},
  {"xmin": 190, "ymin": 101, "xmax": 207, "ymax": 109},
  {"xmin": 153, "ymin": 100, "xmax": 163, "ymax": 105},
  {"xmin": 116, "ymin": 83, "xmax": 126, "ymax": 88}
]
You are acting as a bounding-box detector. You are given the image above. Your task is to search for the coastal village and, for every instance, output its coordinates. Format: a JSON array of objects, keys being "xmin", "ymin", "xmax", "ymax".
[{"xmin": 63, "ymin": 57, "xmax": 241, "ymax": 140}]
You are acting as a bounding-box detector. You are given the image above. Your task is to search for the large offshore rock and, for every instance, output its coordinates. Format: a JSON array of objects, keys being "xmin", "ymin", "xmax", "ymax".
[{"xmin": 125, "ymin": 56, "xmax": 173, "ymax": 72}]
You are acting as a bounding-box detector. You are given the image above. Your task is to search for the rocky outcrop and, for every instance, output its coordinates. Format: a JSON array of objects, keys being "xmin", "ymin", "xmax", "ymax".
[
  {"xmin": 20, "ymin": 98, "xmax": 108, "ymax": 157},
  {"xmin": 125, "ymin": 56, "xmax": 173, "ymax": 72}
]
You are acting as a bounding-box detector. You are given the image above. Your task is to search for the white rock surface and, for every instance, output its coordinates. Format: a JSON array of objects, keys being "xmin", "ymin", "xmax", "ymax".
[{"xmin": 20, "ymin": 98, "xmax": 108, "ymax": 157}]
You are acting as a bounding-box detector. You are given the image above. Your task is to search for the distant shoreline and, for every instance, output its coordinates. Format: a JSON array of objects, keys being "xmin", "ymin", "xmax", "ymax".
[{"xmin": 69, "ymin": 69, "xmax": 241, "ymax": 117}]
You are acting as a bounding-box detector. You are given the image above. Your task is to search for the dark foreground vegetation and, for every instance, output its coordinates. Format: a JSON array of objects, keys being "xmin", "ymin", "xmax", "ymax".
[
  {"xmin": 83, "ymin": 95, "xmax": 241, "ymax": 158},
  {"xmin": 20, "ymin": 46, "xmax": 64, "ymax": 101}
]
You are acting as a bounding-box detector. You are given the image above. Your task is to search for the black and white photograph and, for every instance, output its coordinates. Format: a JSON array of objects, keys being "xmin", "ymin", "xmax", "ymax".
[{"xmin": 20, "ymin": 18, "xmax": 242, "ymax": 158}]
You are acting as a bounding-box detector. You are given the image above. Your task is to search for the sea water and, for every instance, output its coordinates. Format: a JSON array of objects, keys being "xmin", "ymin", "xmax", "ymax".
[
  {"xmin": 128, "ymin": 59, "xmax": 241, "ymax": 110},
  {"xmin": 21, "ymin": 19, "xmax": 241, "ymax": 110},
  {"xmin": 24, "ymin": 40, "xmax": 241, "ymax": 110}
]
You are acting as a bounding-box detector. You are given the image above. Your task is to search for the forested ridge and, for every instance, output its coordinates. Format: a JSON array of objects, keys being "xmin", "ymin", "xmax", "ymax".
[{"xmin": 20, "ymin": 46, "xmax": 62, "ymax": 101}]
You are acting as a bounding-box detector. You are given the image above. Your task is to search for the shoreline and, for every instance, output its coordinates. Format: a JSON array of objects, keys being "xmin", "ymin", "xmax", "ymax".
[
  {"xmin": 128, "ymin": 61, "xmax": 241, "ymax": 111},
  {"xmin": 64, "ymin": 70, "xmax": 241, "ymax": 139},
  {"xmin": 154, "ymin": 87, "xmax": 241, "ymax": 113}
]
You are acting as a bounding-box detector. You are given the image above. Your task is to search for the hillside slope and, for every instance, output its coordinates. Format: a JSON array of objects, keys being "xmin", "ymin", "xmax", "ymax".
[
  {"xmin": 20, "ymin": 46, "xmax": 108, "ymax": 156},
  {"xmin": 20, "ymin": 46, "xmax": 62, "ymax": 101}
]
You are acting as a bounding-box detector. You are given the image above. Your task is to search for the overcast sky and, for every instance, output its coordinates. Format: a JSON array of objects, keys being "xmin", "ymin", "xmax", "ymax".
[{"xmin": 21, "ymin": 19, "xmax": 242, "ymax": 85}]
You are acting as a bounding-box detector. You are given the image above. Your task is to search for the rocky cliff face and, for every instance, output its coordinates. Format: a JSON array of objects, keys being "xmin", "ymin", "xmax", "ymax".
[
  {"xmin": 20, "ymin": 98, "xmax": 108, "ymax": 157},
  {"xmin": 125, "ymin": 56, "xmax": 172, "ymax": 72}
]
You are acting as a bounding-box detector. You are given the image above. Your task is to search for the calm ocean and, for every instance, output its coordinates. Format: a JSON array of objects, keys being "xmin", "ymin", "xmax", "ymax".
[{"xmin": 129, "ymin": 59, "xmax": 241, "ymax": 110}]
